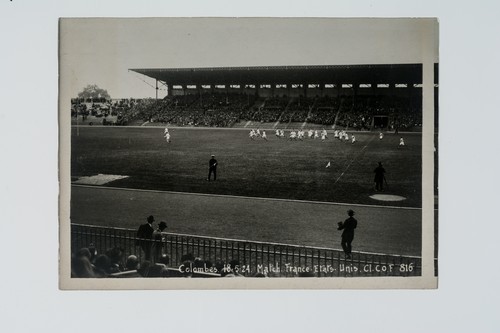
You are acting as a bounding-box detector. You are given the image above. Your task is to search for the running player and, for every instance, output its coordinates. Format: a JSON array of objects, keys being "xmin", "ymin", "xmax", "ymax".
[
  {"xmin": 262, "ymin": 130, "xmax": 268, "ymax": 141},
  {"xmin": 379, "ymin": 132, "xmax": 384, "ymax": 140},
  {"xmin": 164, "ymin": 132, "xmax": 171, "ymax": 143},
  {"xmin": 399, "ymin": 137, "xmax": 405, "ymax": 147},
  {"xmin": 351, "ymin": 134, "xmax": 356, "ymax": 144},
  {"xmin": 275, "ymin": 129, "xmax": 280, "ymax": 138}
]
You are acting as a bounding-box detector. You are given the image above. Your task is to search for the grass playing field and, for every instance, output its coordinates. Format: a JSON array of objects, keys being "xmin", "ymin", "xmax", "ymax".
[
  {"xmin": 71, "ymin": 126, "xmax": 422, "ymax": 208},
  {"xmin": 70, "ymin": 126, "xmax": 426, "ymax": 256}
]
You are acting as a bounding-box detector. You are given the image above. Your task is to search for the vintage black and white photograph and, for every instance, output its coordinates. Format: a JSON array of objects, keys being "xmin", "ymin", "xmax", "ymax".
[{"xmin": 59, "ymin": 18, "xmax": 438, "ymax": 289}]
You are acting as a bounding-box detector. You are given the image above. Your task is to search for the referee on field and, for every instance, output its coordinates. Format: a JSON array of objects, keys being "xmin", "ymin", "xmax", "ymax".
[{"xmin": 207, "ymin": 154, "xmax": 218, "ymax": 181}]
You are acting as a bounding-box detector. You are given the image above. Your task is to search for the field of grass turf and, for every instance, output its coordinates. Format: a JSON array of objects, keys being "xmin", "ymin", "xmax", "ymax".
[{"xmin": 71, "ymin": 126, "xmax": 422, "ymax": 207}]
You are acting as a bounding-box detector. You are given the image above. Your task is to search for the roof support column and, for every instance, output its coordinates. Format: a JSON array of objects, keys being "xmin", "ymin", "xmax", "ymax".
[{"xmin": 155, "ymin": 79, "xmax": 158, "ymax": 100}]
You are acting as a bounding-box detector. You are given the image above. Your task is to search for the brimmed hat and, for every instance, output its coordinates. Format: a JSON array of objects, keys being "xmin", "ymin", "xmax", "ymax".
[
  {"xmin": 158, "ymin": 221, "xmax": 167, "ymax": 229},
  {"xmin": 147, "ymin": 215, "xmax": 155, "ymax": 223},
  {"xmin": 347, "ymin": 209, "xmax": 355, "ymax": 216}
]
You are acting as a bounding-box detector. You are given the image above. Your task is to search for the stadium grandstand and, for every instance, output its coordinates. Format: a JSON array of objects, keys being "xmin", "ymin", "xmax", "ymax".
[{"xmin": 71, "ymin": 64, "xmax": 438, "ymax": 131}]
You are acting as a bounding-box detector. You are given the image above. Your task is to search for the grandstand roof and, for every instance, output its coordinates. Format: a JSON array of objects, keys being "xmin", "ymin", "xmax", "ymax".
[{"xmin": 130, "ymin": 64, "xmax": 435, "ymax": 86}]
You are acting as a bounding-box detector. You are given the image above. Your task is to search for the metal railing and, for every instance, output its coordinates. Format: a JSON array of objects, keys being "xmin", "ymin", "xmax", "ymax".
[{"xmin": 71, "ymin": 223, "xmax": 424, "ymax": 277}]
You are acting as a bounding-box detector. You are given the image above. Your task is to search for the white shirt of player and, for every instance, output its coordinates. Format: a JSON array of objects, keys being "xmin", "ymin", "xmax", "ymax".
[
  {"xmin": 256, "ymin": 129, "xmax": 261, "ymax": 137},
  {"xmin": 290, "ymin": 130, "xmax": 297, "ymax": 139},
  {"xmin": 308, "ymin": 129, "xmax": 313, "ymax": 138},
  {"xmin": 164, "ymin": 127, "xmax": 169, "ymax": 134},
  {"xmin": 165, "ymin": 132, "xmax": 171, "ymax": 142},
  {"xmin": 249, "ymin": 129, "xmax": 255, "ymax": 138},
  {"xmin": 262, "ymin": 130, "xmax": 267, "ymax": 140},
  {"xmin": 314, "ymin": 130, "xmax": 319, "ymax": 139},
  {"xmin": 344, "ymin": 133, "xmax": 349, "ymax": 141},
  {"xmin": 379, "ymin": 132, "xmax": 384, "ymax": 140},
  {"xmin": 321, "ymin": 132, "xmax": 326, "ymax": 141},
  {"xmin": 334, "ymin": 130, "xmax": 339, "ymax": 138},
  {"xmin": 276, "ymin": 129, "xmax": 280, "ymax": 137},
  {"xmin": 399, "ymin": 137, "xmax": 405, "ymax": 146},
  {"xmin": 351, "ymin": 135, "xmax": 356, "ymax": 144},
  {"xmin": 321, "ymin": 129, "xmax": 327, "ymax": 138},
  {"xmin": 280, "ymin": 129, "xmax": 285, "ymax": 138}
]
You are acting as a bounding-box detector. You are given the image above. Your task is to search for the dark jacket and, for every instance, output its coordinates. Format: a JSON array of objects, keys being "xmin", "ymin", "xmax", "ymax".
[
  {"xmin": 338, "ymin": 217, "xmax": 357, "ymax": 238},
  {"xmin": 209, "ymin": 158, "xmax": 217, "ymax": 169},
  {"xmin": 374, "ymin": 166, "xmax": 385, "ymax": 182},
  {"xmin": 136, "ymin": 223, "xmax": 154, "ymax": 247}
]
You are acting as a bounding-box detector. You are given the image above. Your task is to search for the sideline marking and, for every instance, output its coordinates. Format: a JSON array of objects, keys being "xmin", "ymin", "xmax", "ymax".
[
  {"xmin": 333, "ymin": 136, "xmax": 373, "ymax": 185},
  {"xmin": 71, "ymin": 183, "xmax": 422, "ymax": 211}
]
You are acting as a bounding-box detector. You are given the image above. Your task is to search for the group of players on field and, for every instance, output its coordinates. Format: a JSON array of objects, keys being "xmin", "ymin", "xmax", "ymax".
[
  {"xmin": 249, "ymin": 128, "xmax": 357, "ymax": 144},
  {"xmin": 164, "ymin": 126, "xmax": 405, "ymax": 147}
]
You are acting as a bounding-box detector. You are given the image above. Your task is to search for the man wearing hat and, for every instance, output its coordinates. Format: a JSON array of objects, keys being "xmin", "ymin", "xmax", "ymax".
[
  {"xmin": 337, "ymin": 209, "xmax": 358, "ymax": 259},
  {"xmin": 136, "ymin": 215, "xmax": 155, "ymax": 260},
  {"xmin": 207, "ymin": 154, "xmax": 218, "ymax": 181},
  {"xmin": 152, "ymin": 221, "xmax": 168, "ymax": 263}
]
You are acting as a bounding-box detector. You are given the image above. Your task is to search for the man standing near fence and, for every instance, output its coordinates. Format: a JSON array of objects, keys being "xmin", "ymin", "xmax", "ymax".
[
  {"xmin": 337, "ymin": 209, "xmax": 358, "ymax": 259},
  {"xmin": 136, "ymin": 215, "xmax": 155, "ymax": 260}
]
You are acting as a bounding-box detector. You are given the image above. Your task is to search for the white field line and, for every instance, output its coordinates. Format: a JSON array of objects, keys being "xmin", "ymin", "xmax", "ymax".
[
  {"xmin": 71, "ymin": 183, "xmax": 422, "ymax": 211},
  {"xmin": 332, "ymin": 136, "xmax": 373, "ymax": 186}
]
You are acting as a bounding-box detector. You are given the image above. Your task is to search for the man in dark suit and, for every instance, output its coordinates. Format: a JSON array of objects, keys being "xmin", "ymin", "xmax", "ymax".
[
  {"xmin": 207, "ymin": 154, "xmax": 218, "ymax": 181},
  {"xmin": 337, "ymin": 209, "xmax": 358, "ymax": 259},
  {"xmin": 374, "ymin": 162, "xmax": 386, "ymax": 191},
  {"xmin": 136, "ymin": 215, "xmax": 155, "ymax": 260}
]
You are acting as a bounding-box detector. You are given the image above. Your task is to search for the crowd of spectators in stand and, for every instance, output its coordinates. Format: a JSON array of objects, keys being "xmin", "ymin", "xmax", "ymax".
[
  {"xmin": 307, "ymin": 96, "xmax": 339, "ymax": 125},
  {"xmin": 70, "ymin": 93, "xmax": 422, "ymax": 130},
  {"xmin": 71, "ymin": 244, "xmax": 316, "ymax": 278}
]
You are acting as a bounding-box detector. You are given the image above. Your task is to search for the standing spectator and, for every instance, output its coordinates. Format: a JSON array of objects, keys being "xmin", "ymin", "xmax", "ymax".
[
  {"xmin": 152, "ymin": 221, "xmax": 168, "ymax": 263},
  {"xmin": 136, "ymin": 215, "xmax": 155, "ymax": 260},
  {"xmin": 373, "ymin": 162, "xmax": 386, "ymax": 191},
  {"xmin": 207, "ymin": 154, "xmax": 218, "ymax": 181},
  {"xmin": 337, "ymin": 209, "xmax": 358, "ymax": 259}
]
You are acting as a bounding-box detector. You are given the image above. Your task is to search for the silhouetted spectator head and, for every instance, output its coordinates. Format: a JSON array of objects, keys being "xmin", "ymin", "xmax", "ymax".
[
  {"xmin": 138, "ymin": 260, "xmax": 152, "ymax": 277},
  {"xmin": 158, "ymin": 221, "xmax": 167, "ymax": 231},
  {"xmin": 72, "ymin": 255, "xmax": 95, "ymax": 278},
  {"xmin": 347, "ymin": 209, "xmax": 355, "ymax": 217},
  {"xmin": 94, "ymin": 254, "xmax": 112, "ymax": 277},
  {"xmin": 147, "ymin": 215, "xmax": 155, "ymax": 224},
  {"xmin": 106, "ymin": 246, "xmax": 124, "ymax": 271},
  {"xmin": 125, "ymin": 255, "xmax": 139, "ymax": 270},
  {"xmin": 158, "ymin": 254, "xmax": 170, "ymax": 266},
  {"xmin": 193, "ymin": 257, "xmax": 205, "ymax": 268},
  {"xmin": 77, "ymin": 248, "xmax": 91, "ymax": 259}
]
